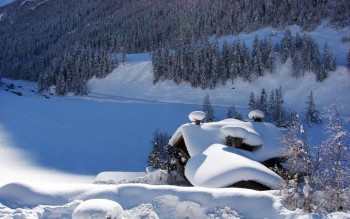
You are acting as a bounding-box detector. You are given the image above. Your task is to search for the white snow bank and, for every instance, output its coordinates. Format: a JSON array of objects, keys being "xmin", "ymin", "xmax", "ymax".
[
  {"xmin": 220, "ymin": 125, "xmax": 263, "ymax": 146},
  {"xmin": 185, "ymin": 144, "xmax": 282, "ymax": 188},
  {"xmin": 0, "ymin": 182, "xmax": 348, "ymax": 218},
  {"xmin": 0, "ymin": 182, "xmax": 281, "ymax": 218},
  {"xmin": 95, "ymin": 170, "xmax": 168, "ymax": 185},
  {"xmin": 72, "ymin": 199, "xmax": 123, "ymax": 219},
  {"xmin": 94, "ymin": 172, "xmax": 147, "ymax": 184}
]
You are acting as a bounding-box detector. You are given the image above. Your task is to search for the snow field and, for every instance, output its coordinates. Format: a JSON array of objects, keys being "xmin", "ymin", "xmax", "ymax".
[{"xmin": 0, "ymin": 183, "xmax": 283, "ymax": 218}]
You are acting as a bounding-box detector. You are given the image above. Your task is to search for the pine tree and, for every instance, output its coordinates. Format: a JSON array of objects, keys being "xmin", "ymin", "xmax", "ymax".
[
  {"xmin": 275, "ymin": 87, "xmax": 286, "ymax": 126},
  {"xmin": 306, "ymin": 91, "xmax": 321, "ymax": 124},
  {"xmin": 249, "ymin": 91, "xmax": 256, "ymax": 111},
  {"xmin": 252, "ymin": 35, "xmax": 264, "ymax": 77},
  {"xmin": 227, "ymin": 105, "xmax": 242, "ymax": 120},
  {"xmin": 259, "ymin": 88, "xmax": 268, "ymax": 115},
  {"xmin": 202, "ymin": 94, "xmax": 215, "ymax": 122},
  {"xmin": 148, "ymin": 143, "xmax": 162, "ymax": 169},
  {"xmin": 148, "ymin": 129, "xmax": 171, "ymax": 169},
  {"xmin": 281, "ymin": 29, "xmax": 293, "ymax": 63}
]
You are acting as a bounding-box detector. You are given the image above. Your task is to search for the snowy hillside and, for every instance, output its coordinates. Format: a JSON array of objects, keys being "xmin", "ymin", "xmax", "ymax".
[{"xmin": 89, "ymin": 24, "xmax": 350, "ymax": 114}]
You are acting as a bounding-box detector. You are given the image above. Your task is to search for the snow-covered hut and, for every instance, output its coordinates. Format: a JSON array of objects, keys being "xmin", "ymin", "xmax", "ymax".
[{"xmin": 168, "ymin": 111, "xmax": 285, "ymax": 190}]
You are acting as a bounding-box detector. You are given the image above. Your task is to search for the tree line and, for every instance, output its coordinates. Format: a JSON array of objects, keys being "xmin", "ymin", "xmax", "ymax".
[
  {"xmin": 0, "ymin": 0, "xmax": 348, "ymax": 94},
  {"xmin": 152, "ymin": 31, "xmax": 337, "ymax": 89}
]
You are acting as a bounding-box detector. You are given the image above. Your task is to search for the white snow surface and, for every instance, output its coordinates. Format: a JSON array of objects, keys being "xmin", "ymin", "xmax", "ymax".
[
  {"xmin": 0, "ymin": 182, "xmax": 348, "ymax": 218},
  {"xmin": 94, "ymin": 170, "xmax": 168, "ymax": 185},
  {"xmin": 94, "ymin": 172, "xmax": 147, "ymax": 184},
  {"xmin": 72, "ymin": 199, "xmax": 123, "ymax": 219},
  {"xmin": 170, "ymin": 119, "xmax": 284, "ymax": 188}
]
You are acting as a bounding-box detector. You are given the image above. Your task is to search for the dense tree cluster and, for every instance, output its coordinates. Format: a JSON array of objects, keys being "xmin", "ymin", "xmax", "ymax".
[
  {"xmin": 153, "ymin": 36, "xmax": 275, "ymax": 88},
  {"xmin": 281, "ymin": 30, "xmax": 336, "ymax": 81},
  {"xmin": 0, "ymin": 0, "xmax": 348, "ymax": 94},
  {"xmin": 153, "ymin": 31, "xmax": 337, "ymax": 88},
  {"xmin": 249, "ymin": 87, "xmax": 286, "ymax": 126},
  {"xmin": 38, "ymin": 44, "xmax": 118, "ymax": 95}
]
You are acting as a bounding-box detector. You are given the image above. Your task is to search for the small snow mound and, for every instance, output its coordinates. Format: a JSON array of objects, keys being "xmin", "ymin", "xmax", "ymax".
[
  {"xmin": 248, "ymin": 110, "xmax": 265, "ymax": 120},
  {"xmin": 188, "ymin": 111, "xmax": 206, "ymax": 122},
  {"xmin": 72, "ymin": 199, "xmax": 123, "ymax": 219},
  {"xmin": 220, "ymin": 125, "xmax": 262, "ymax": 146}
]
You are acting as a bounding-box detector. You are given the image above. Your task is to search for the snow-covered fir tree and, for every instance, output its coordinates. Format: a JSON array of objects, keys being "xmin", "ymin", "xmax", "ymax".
[
  {"xmin": 305, "ymin": 91, "xmax": 321, "ymax": 125},
  {"xmin": 259, "ymin": 88, "xmax": 268, "ymax": 116},
  {"xmin": 248, "ymin": 92, "xmax": 256, "ymax": 111},
  {"xmin": 316, "ymin": 105, "xmax": 350, "ymax": 212},
  {"xmin": 148, "ymin": 143, "xmax": 162, "ymax": 169},
  {"xmin": 227, "ymin": 105, "xmax": 242, "ymax": 120},
  {"xmin": 202, "ymin": 94, "xmax": 215, "ymax": 122}
]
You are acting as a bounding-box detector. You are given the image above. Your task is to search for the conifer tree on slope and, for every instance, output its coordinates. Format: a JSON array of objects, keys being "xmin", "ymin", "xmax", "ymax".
[
  {"xmin": 306, "ymin": 91, "xmax": 321, "ymax": 125},
  {"xmin": 249, "ymin": 91, "xmax": 256, "ymax": 111},
  {"xmin": 227, "ymin": 105, "xmax": 242, "ymax": 120},
  {"xmin": 148, "ymin": 142, "xmax": 162, "ymax": 169},
  {"xmin": 202, "ymin": 94, "xmax": 215, "ymax": 122}
]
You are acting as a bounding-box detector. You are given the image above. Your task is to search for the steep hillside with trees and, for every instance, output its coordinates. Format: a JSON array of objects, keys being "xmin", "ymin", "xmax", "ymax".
[{"xmin": 0, "ymin": 0, "xmax": 348, "ymax": 94}]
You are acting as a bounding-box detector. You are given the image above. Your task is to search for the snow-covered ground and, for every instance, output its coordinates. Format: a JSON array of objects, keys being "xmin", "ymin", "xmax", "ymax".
[
  {"xmin": 0, "ymin": 23, "xmax": 349, "ymax": 218},
  {"xmin": 2, "ymin": 182, "xmax": 349, "ymax": 218}
]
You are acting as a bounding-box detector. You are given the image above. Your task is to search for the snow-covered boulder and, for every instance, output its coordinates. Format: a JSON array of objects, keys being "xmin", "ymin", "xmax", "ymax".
[
  {"xmin": 72, "ymin": 199, "xmax": 123, "ymax": 219},
  {"xmin": 188, "ymin": 111, "xmax": 206, "ymax": 125},
  {"xmin": 220, "ymin": 125, "xmax": 263, "ymax": 146},
  {"xmin": 248, "ymin": 110, "xmax": 265, "ymax": 121}
]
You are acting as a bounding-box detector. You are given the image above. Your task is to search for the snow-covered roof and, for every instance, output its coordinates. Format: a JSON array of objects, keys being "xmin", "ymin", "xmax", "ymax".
[
  {"xmin": 220, "ymin": 125, "xmax": 262, "ymax": 146},
  {"xmin": 169, "ymin": 118, "xmax": 285, "ymax": 188}
]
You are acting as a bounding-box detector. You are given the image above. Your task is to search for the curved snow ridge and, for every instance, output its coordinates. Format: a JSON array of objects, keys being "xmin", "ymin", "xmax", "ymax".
[
  {"xmin": 0, "ymin": 182, "xmax": 285, "ymax": 218},
  {"xmin": 185, "ymin": 144, "xmax": 283, "ymax": 189},
  {"xmin": 0, "ymin": 183, "xmax": 119, "ymax": 208}
]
